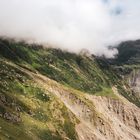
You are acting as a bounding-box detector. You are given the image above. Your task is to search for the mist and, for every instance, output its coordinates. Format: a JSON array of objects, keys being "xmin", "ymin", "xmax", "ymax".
[{"xmin": 0, "ymin": 0, "xmax": 140, "ymax": 58}]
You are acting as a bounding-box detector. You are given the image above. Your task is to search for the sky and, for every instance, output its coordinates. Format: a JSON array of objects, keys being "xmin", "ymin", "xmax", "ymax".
[{"xmin": 0, "ymin": 0, "xmax": 140, "ymax": 57}]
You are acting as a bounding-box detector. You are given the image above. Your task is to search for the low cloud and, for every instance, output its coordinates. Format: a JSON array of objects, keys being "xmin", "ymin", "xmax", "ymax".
[{"xmin": 0, "ymin": 0, "xmax": 140, "ymax": 58}]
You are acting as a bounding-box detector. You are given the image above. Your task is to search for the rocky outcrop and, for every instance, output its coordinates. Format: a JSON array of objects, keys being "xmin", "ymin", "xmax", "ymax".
[
  {"xmin": 87, "ymin": 95, "xmax": 140, "ymax": 140},
  {"xmin": 3, "ymin": 112, "xmax": 21, "ymax": 123},
  {"xmin": 48, "ymin": 87, "xmax": 116, "ymax": 140},
  {"xmin": 127, "ymin": 69, "xmax": 140, "ymax": 98},
  {"xmin": 47, "ymin": 83, "xmax": 140, "ymax": 140}
]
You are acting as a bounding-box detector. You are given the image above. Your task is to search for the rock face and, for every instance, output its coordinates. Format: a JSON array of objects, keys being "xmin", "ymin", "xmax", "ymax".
[
  {"xmin": 0, "ymin": 66, "xmax": 140, "ymax": 140},
  {"xmin": 3, "ymin": 112, "xmax": 21, "ymax": 123},
  {"xmin": 87, "ymin": 95, "xmax": 140, "ymax": 140},
  {"xmin": 0, "ymin": 94, "xmax": 22, "ymax": 123},
  {"xmin": 36, "ymin": 74, "xmax": 140, "ymax": 140},
  {"xmin": 128, "ymin": 69, "xmax": 140, "ymax": 98}
]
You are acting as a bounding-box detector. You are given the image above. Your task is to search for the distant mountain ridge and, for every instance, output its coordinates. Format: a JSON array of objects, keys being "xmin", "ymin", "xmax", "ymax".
[{"xmin": 109, "ymin": 40, "xmax": 140, "ymax": 65}]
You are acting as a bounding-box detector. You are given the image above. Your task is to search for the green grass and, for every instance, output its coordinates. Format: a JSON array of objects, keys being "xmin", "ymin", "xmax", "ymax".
[
  {"xmin": 0, "ymin": 60, "xmax": 78, "ymax": 140},
  {"xmin": 94, "ymin": 87, "xmax": 118, "ymax": 99},
  {"xmin": 0, "ymin": 39, "xmax": 115, "ymax": 94}
]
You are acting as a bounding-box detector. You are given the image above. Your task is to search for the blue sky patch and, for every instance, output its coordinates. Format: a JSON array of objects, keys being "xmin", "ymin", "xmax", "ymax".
[{"xmin": 111, "ymin": 6, "xmax": 123, "ymax": 16}]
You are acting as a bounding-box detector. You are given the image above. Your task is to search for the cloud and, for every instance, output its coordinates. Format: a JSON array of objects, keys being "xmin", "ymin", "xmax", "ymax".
[{"xmin": 0, "ymin": 0, "xmax": 140, "ymax": 58}]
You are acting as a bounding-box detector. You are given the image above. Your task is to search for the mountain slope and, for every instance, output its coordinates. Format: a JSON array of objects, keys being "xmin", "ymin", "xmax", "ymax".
[
  {"xmin": 0, "ymin": 38, "xmax": 119, "ymax": 94},
  {"xmin": 0, "ymin": 38, "xmax": 140, "ymax": 140},
  {"xmin": 0, "ymin": 59, "xmax": 79, "ymax": 140}
]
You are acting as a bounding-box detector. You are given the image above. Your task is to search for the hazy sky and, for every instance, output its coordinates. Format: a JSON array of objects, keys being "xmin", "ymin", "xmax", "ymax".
[{"xmin": 0, "ymin": 0, "xmax": 140, "ymax": 57}]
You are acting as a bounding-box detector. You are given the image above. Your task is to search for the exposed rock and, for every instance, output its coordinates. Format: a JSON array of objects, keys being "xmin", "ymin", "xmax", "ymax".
[
  {"xmin": 0, "ymin": 94, "xmax": 6, "ymax": 103},
  {"xmin": 3, "ymin": 112, "xmax": 21, "ymax": 123},
  {"xmin": 30, "ymin": 71, "xmax": 140, "ymax": 140},
  {"xmin": 86, "ymin": 89, "xmax": 140, "ymax": 140},
  {"xmin": 27, "ymin": 110, "xmax": 34, "ymax": 116},
  {"xmin": 127, "ymin": 69, "xmax": 140, "ymax": 98}
]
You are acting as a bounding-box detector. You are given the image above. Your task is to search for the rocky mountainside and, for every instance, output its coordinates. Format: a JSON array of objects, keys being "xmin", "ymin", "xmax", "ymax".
[
  {"xmin": 0, "ymin": 38, "xmax": 140, "ymax": 140},
  {"xmin": 109, "ymin": 40, "xmax": 140, "ymax": 106}
]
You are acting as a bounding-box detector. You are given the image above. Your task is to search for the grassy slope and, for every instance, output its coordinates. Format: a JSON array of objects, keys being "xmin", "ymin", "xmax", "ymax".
[
  {"xmin": 0, "ymin": 38, "xmax": 118, "ymax": 95},
  {"xmin": 0, "ymin": 59, "xmax": 78, "ymax": 140}
]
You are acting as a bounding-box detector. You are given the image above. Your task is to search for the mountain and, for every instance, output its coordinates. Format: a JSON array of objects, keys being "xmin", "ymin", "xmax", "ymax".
[
  {"xmin": 0, "ymin": 38, "xmax": 140, "ymax": 140},
  {"xmin": 111, "ymin": 40, "xmax": 140, "ymax": 65}
]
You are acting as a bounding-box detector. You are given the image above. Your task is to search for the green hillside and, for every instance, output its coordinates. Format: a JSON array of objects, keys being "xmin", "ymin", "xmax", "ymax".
[
  {"xmin": 0, "ymin": 38, "xmax": 118, "ymax": 94},
  {"xmin": 0, "ymin": 58, "xmax": 79, "ymax": 140}
]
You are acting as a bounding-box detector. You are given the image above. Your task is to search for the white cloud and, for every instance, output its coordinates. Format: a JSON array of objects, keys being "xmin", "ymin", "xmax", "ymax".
[{"xmin": 0, "ymin": 0, "xmax": 140, "ymax": 57}]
